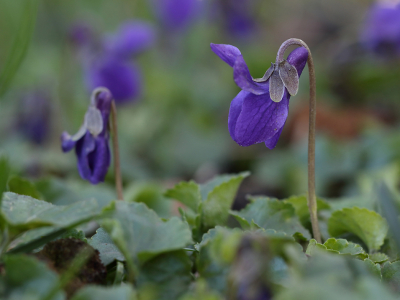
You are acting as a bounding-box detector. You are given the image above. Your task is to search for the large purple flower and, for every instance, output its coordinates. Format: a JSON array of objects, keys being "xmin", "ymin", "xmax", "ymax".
[
  {"xmin": 361, "ymin": 2, "xmax": 400, "ymax": 56},
  {"xmin": 211, "ymin": 43, "xmax": 308, "ymax": 149},
  {"xmin": 84, "ymin": 21, "xmax": 155, "ymax": 104},
  {"xmin": 61, "ymin": 88, "xmax": 112, "ymax": 184}
]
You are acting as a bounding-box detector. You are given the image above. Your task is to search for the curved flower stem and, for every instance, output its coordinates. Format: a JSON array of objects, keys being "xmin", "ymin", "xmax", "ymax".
[
  {"xmin": 110, "ymin": 101, "xmax": 124, "ymax": 200},
  {"xmin": 276, "ymin": 38, "xmax": 321, "ymax": 243}
]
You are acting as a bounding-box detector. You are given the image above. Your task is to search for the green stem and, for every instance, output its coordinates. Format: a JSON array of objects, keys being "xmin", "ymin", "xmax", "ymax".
[
  {"xmin": 110, "ymin": 101, "xmax": 124, "ymax": 200},
  {"xmin": 276, "ymin": 38, "xmax": 321, "ymax": 243}
]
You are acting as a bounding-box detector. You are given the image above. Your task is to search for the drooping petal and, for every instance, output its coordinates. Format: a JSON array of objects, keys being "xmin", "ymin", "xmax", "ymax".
[
  {"xmin": 233, "ymin": 91, "xmax": 289, "ymax": 147},
  {"xmin": 210, "ymin": 43, "xmax": 242, "ymax": 67},
  {"xmin": 264, "ymin": 124, "xmax": 285, "ymax": 149},
  {"xmin": 233, "ymin": 55, "xmax": 269, "ymax": 95},
  {"xmin": 86, "ymin": 57, "xmax": 142, "ymax": 104},
  {"xmin": 105, "ymin": 21, "xmax": 155, "ymax": 59},
  {"xmin": 61, "ymin": 132, "xmax": 77, "ymax": 152},
  {"xmin": 287, "ymin": 47, "xmax": 308, "ymax": 77},
  {"xmin": 87, "ymin": 136, "xmax": 111, "ymax": 184},
  {"xmin": 269, "ymin": 70, "xmax": 285, "ymax": 102},
  {"xmin": 228, "ymin": 90, "xmax": 250, "ymax": 142},
  {"xmin": 75, "ymin": 131, "xmax": 96, "ymax": 182}
]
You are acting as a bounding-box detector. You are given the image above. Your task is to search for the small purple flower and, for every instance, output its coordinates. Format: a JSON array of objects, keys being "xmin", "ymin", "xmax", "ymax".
[
  {"xmin": 152, "ymin": 0, "xmax": 201, "ymax": 31},
  {"xmin": 61, "ymin": 88, "xmax": 112, "ymax": 184},
  {"xmin": 17, "ymin": 91, "xmax": 51, "ymax": 144},
  {"xmin": 361, "ymin": 1, "xmax": 400, "ymax": 56},
  {"xmin": 211, "ymin": 43, "xmax": 308, "ymax": 149},
  {"xmin": 84, "ymin": 21, "xmax": 155, "ymax": 104}
]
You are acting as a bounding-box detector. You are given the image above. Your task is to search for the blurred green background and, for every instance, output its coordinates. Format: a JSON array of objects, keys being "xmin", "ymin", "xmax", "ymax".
[{"xmin": 1, "ymin": 0, "xmax": 399, "ymax": 210}]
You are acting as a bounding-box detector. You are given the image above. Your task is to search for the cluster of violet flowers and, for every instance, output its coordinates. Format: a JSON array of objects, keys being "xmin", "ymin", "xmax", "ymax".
[{"xmin": 61, "ymin": 0, "xmax": 400, "ymax": 189}]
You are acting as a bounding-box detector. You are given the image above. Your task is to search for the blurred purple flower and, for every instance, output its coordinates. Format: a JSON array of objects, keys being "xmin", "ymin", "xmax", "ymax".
[
  {"xmin": 61, "ymin": 88, "xmax": 112, "ymax": 184},
  {"xmin": 153, "ymin": 0, "xmax": 201, "ymax": 31},
  {"xmin": 69, "ymin": 23, "xmax": 93, "ymax": 47},
  {"xmin": 104, "ymin": 21, "xmax": 156, "ymax": 58},
  {"xmin": 83, "ymin": 21, "xmax": 155, "ymax": 104},
  {"xmin": 210, "ymin": 43, "xmax": 308, "ymax": 149},
  {"xmin": 17, "ymin": 91, "xmax": 51, "ymax": 145},
  {"xmin": 86, "ymin": 57, "xmax": 142, "ymax": 104},
  {"xmin": 361, "ymin": 1, "xmax": 400, "ymax": 56},
  {"xmin": 219, "ymin": 0, "xmax": 255, "ymax": 38}
]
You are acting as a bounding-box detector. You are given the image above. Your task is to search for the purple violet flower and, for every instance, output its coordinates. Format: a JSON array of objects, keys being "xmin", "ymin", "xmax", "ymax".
[
  {"xmin": 153, "ymin": 0, "xmax": 201, "ymax": 31},
  {"xmin": 211, "ymin": 43, "xmax": 308, "ymax": 149},
  {"xmin": 84, "ymin": 21, "xmax": 155, "ymax": 104},
  {"xmin": 361, "ymin": 1, "xmax": 400, "ymax": 56},
  {"xmin": 61, "ymin": 88, "xmax": 112, "ymax": 184}
]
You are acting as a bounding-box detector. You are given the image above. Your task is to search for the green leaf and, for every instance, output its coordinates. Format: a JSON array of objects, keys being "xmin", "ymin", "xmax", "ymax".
[
  {"xmin": 3, "ymin": 254, "xmax": 64, "ymax": 300},
  {"xmin": 2, "ymin": 192, "xmax": 102, "ymax": 237},
  {"xmin": 201, "ymin": 172, "xmax": 249, "ymax": 229},
  {"xmin": 137, "ymin": 250, "xmax": 192, "ymax": 300},
  {"xmin": 0, "ymin": 156, "xmax": 10, "ymax": 200},
  {"xmin": 197, "ymin": 227, "xmax": 241, "ymax": 294},
  {"xmin": 200, "ymin": 172, "xmax": 248, "ymax": 200},
  {"xmin": 324, "ymin": 238, "xmax": 367, "ymax": 257},
  {"xmin": 125, "ymin": 182, "xmax": 170, "ymax": 218},
  {"xmin": 88, "ymin": 228, "xmax": 124, "ymax": 266},
  {"xmin": 8, "ymin": 176, "xmax": 42, "ymax": 200},
  {"xmin": 363, "ymin": 258, "xmax": 382, "ymax": 279},
  {"xmin": 230, "ymin": 197, "xmax": 310, "ymax": 239},
  {"xmin": 101, "ymin": 201, "xmax": 192, "ymax": 264},
  {"xmin": 328, "ymin": 207, "xmax": 388, "ymax": 251},
  {"xmin": 306, "ymin": 238, "xmax": 367, "ymax": 259},
  {"xmin": 0, "ymin": 0, "xmax": 39, "ymax": 97},
  {"xmin": 71, "ymin": 285, "xmax": 136, "ymax": 300},
  {"xmin": 369, "ymin": 252, "xmax": 389, "ymax": 263},
  {"xmin": 286, "ymin": 195, "xmax": 330, "ymax": 227},
  {"xmin": 179, "ymin": 279, "xmax": 223, "ymax": 300},
  {"xmin": 382, "ymin": 261, "xmax": 400, "ymax": 292},
  {"xmin": 165, "ymin": 181, "xmax": 201, "ymax": 212}
]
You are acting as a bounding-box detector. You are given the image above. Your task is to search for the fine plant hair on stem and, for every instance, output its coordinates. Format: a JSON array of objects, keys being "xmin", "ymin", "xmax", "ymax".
[
  {"xmin": 276, "ymin": 38, "xmax": 321, "ymax": 243},
  {"xmin": 110, "ymin": 101, "xmax": 124, "ymax": 200}
]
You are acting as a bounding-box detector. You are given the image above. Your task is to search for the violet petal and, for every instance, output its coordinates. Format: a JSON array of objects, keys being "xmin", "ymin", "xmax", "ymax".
[
  {"xmin": 88, "ymin": 137, "xmax": 111, "ymax": 184},
  {"xmin": 287, "ymin": 47, "xmax": 308, "ymax": 77},
  {"xmin": 234, "ymin": 91, "xmax": 289, "ymax": 146},
  {"xmin": 264, "ymin": 125, "xmax": 285, "ymax": 149},
  {"xmin": 233, "ymin": 55, "xmax": 269, "ymax": 95},
  {"xmin": 75, "ymin": 132, "xmax": 96, "ymax": 183},
  {"xmin": 228, "ymin": 90, "xmax": 250, "ymax": 142},
  {"xmin": 61, "ymin": 132, "xmax": 78, "ymax": 152},
  {"xmin": 210, "ymin": 43, "xmax": 242, "ymax": 67}
]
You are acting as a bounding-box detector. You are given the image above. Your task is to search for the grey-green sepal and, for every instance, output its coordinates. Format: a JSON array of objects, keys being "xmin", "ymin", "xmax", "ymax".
[
  {"xmin": 279, "ymin": 60, "xmax": 299, "ymax": 96},
  {"xmin": 252, "ymin": 63, "xmax": 274, "ymax": 83},
  {"xmin": 270, "ymin": 68, "xmax": 285, "ymax": 102},
  {"xmin": 85, "ymin": 106, "xmax": 103, "ymax": 137}
]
